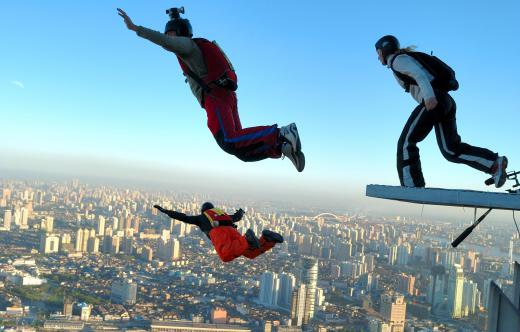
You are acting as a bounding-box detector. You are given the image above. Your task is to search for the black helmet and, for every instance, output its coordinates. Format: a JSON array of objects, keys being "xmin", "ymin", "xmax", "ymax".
[
  {"xmin": 201, "ymin": 202, "xmax": 214, "ymax": 213},
  {"xmin": 375, "ymin": 35, "xmax": 400, "ymax": 63},
  {"xmin": 165, "ymin": 7, "xmax": 193, "ymax": 37}
]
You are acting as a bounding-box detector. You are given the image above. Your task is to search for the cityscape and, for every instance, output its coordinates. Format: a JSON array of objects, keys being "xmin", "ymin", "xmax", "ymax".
[{"xmin": 0, "ymin": 178, "xmax": 518, "ymax": 331}]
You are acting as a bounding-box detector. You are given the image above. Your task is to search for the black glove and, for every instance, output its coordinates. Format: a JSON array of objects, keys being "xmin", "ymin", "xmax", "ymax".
[
  {"xmin": 234, "ymin": 208, "xmax": 245, "ymax": 221},
  {"xmin": 154, "ymin": 205, "xmax": 166, "ymax": 213},
  {"xmin": 154, "ymin": 205, "xmax": 177, "ymax": 219}
]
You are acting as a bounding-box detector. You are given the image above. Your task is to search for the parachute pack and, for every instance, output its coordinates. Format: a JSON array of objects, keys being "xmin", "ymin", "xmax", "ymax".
[{"xmin": 390, "ymin": 51, "xmax": 459, "ymax": 92}]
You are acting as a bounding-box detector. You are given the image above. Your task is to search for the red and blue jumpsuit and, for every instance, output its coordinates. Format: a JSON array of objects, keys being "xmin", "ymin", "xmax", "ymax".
[{"xmin": 135, "ymin": 26, "xmax": 282, "ymax": 162}]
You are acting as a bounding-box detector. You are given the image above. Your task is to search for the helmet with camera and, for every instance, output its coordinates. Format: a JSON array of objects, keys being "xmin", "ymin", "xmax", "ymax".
[{"xmin": 165, "ymin": 7, "xmax": 193, "ymax": 37}]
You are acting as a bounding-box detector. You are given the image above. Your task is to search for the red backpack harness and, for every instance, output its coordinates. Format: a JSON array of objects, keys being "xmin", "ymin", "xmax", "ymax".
[
  {"xmin": 203, "ymin": 208, "xmax": 234, "ymax": 228},
  {"xmin": 177, "ymin": 38, "xmax": 238, "ymax": 96}
]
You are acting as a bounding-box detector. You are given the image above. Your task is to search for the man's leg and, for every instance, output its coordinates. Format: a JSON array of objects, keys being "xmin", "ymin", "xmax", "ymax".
[
  {"xmin": 434, "ymin": 94, "xmax": 498, "ymax": 173},
  {"xmin": 397, "ymin": 105, "xmax": 435, "ymax": 187},
  {"xmin": 242, "ymin": 230, "xmax": 283, "ymax": 259},
  {"xmin": 242, "ymin": 237, "xmax": 277, "ymax": 259},
  {"xmin": 205, "ymin": 93, "xmax": 282, "ymax": 162}
]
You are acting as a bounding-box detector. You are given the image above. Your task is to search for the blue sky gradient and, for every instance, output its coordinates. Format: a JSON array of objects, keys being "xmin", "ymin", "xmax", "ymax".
[{"xmin": 1, "ymin": 1, "xmax": 519, "ymax": 210}]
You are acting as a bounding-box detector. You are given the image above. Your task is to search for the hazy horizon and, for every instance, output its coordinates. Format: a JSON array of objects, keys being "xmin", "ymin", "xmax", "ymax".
[{"xmin": 2, "ymin": 149, "xmax": 519, "ymax": 231}]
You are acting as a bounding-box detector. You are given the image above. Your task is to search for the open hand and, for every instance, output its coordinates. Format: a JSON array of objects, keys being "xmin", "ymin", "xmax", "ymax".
[{"xmin": 117, "ymin": 8, "xmax": 137, "ymax": 31}]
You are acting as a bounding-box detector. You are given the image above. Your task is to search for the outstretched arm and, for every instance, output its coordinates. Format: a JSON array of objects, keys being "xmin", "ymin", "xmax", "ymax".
[
  {"xmin": 154, "ymin": 205, "xmax": 200, "ymax": 225},
  {"xmin": 117, "ymin": 8, "xmax": 196, "ymax": 57},
  {"xmin": 231, "ymin": 208, "xmax": 245, "ymax": 223}
]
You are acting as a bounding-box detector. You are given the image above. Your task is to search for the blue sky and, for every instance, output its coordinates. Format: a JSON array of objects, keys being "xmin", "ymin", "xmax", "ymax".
[{"xmin": 1, "ymin": 0, "xmax": 519, "ymax": 210}]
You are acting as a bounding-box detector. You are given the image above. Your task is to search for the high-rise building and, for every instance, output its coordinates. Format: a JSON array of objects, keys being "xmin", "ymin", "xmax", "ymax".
[
  {"xmin": 483, "ymin": 278, "xmax": 494, "ymax": 310},
  {"xmin": 366, "ymin": 254, "xmax": 376, "ymax": 272},
  {"xmin": 465, "ymin": 251, "xmax": 480, "ymax": 273},
  {"xmin": 3, "ymin": 209, "xmax": 12, "ymax": 231},
  {"xmin": 462, "ymin": 279, "xmax": 480, "ymax": 316},
  {"xmin": 290, "ymin": 284, "xmax": 307, "ymax": 327},
  {"xmin": 87, "ymin": 237, "xmax": 100, "ymax": 253},
  {"xmin": 447, "ymin": 264, "xmax": 464, "ymax": 318},
  {"xmin": 79, "ymin": 303, "xmax": 91, "ymax": 321},
  {"xmin": 158, "ymin": 237, "xmax": 181, "ymax": 262},
  {"xmin": 380, "ymin": 293, "xmax": 406, "ymax": 332},
  {"xmin": 111, "ymin": 235, "xmax": 120, "ymax": 254},
  {"xmin": 13, "ymin": 209, "xmax": 21, "ymax": 227},
  {"xmin": 97, "ymin": 216, "xmax": 106, "ymax": 237},
  {"xmin": 61, "ymin": 233, "xmax": 71, "ymax": 245},
  {"xmin": 299, "ymin": 257, "xmax": 318, "ymax": 325},
  {"xmin": 132, "ymin": 216, "xmax": 140, "ymax": 234},
  {"xmin": 41, "ymin": 216, "xmax": 54, "ymax": 233},
  {"xmin": 81, "ymin": 229, "xmax": 90, "ymax": 252},
  {"xmin": 75, "ymin": 229, "xmax": 84, "ymax": 252},
  {"xmin": 63, "ymin": 298, "xmax": 74, "ymax": 317},
  {"xmin": 112, "ymin": 217, "xmax": 119, "ymax": 232},
  {"xmin": 396, "ymin": 243, "xmax": 410, "ymax": 265},
  {"xmin": 388, "ymin": 245, "xmax": 398, "ymax": 265},
  {"xmin": 298, "ymin": 235, "xmax": 313, "ymax": 255},
  {"xmin": 20, "ymin": 206, "xmax": 29, "ymax": 229},
  {"xmin": 396, "ymin": 273, "xmax": 415, "ymax": 296},
  {"xmin": 111, "ymin": 279, "xmax": 137, "ymax": 304},
  {"xmin": 335, "ymin": 242, "xmax": 352, "ymax": 261},
  {"xmin": 171, "ymin": 238, "xmax": 180, "ymax": 260},
  {"xmin": 259, "ymin": 272, "xmax": 280, "ymax": 307},
  {"xmin": 278, "ymin": 273, "xmax": 296, "ymax": 309},
  {"xmin": 2, "ymin": 188, "xmax": 12, "ymax": 200},
  {"xmin": 428, "ymin": 265, "xmax": 446, "ymax": 314},
  {"xmin": 39, "ymin": 233, "xmax": 60, "ymax": 254},
  {"xmin": 123, "ymin": 236, "xmax": 134, "ymax": 255},
  {"xmin": 124, "ymin": 215, "xmax": 132, "ymax": 231}
]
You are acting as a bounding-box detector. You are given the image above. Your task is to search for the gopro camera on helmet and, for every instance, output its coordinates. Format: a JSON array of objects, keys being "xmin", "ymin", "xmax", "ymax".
[
  {"xmin": 166, "ymin": 7, "xmax": 184, "ymax": 20},
  {"xmin": 164, "ymin": 6, "xmax": 193, "ymax": 37}
]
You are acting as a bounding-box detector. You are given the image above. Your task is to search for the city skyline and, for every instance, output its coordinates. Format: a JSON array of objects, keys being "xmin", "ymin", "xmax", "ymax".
[{"xmin": 0, "ymin": 178, "xmax": 519, "ymax": 331}]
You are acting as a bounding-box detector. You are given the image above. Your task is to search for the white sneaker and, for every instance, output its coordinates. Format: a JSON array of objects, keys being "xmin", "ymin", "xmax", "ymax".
[
  {"xmin": 492, "ymin": 156, "xmax": 508, "ymax": 188},
  {"xmin": 280, "ymin": 123, "xmax": 302, "ymax": 152},
  {"xmin": 282, "ymin": 142, "xmax": 305, "ymax": 172}
]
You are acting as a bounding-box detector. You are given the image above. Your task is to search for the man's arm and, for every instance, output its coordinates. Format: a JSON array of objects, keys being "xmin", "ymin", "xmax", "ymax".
[
  {"xmin": 135, "ymin": 26, "xmax": 196, "ymax": 57},
  {"xmin": 154, "ymin": 205, "xmax": 200, "ymax": 225}
]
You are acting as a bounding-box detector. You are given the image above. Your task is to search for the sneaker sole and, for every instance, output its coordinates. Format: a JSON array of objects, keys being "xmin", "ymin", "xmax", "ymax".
[
  {"xmin": 291, "ymin": 150, "xmax": 305, "ymax": 172},
  {"xmin": 495, "ymin": 157, "xmax": 508, "ymax": 188}
]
